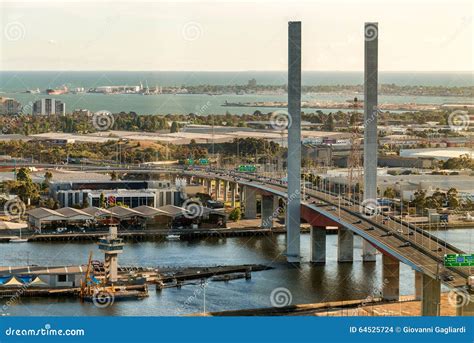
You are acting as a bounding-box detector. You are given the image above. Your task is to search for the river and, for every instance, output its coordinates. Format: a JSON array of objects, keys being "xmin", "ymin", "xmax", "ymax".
[{"xmin": 0, "ymin": 228, "xmax": 471, "ymax": 316}]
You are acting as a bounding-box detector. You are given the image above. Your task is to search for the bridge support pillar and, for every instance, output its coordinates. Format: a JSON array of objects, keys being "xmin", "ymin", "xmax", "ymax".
[
  {"xmin": 215, "ymin": 179, "xmax": 221, "ymax": 200},
  {"xmin": 223, "ymin": 181, "xmax": 228, "ymax": 202},
  {"xmin": 244, "ymin": 187, "xmax": 257, "ymax": 219},
  {"xmin": 456, "ymin": 290, "xmax": 474, "ymax": 316},
  {"xmin": 382, "ymin": 254, "xmax": 399, "ymax": 301},
  {"xmin": 230, "ymin": 183, "xmax": 237, "ymax": 208},
  {"xmin": 205, "ymin": 179, "xmax": 211, "ymax": 195},
  {"xmin": 414, "ymin": 270, "xmax": 423, "ymax": 300},
  {"xmin": 362, "ymin": 240, "xmax": 377, "ymax": 262},
  {"xmin": 421, "ymin": 274, "xmax": 440, "ymax": 316},
  {"xmin": 310, "ymin": 226, "xmax": 326, "ymax": 264},
  {"xmin": 337, "ymin": 227, "xmax": 354, "ymax": 262},
  {"xmin": 261, "ymin": 195, "xmax": 276, "ymax": 229}
]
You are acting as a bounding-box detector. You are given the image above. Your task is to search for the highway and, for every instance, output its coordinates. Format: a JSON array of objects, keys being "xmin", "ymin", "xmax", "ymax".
[{"xmin": 178, "ymin": 168, "xmax": 470, "ymax": 290}]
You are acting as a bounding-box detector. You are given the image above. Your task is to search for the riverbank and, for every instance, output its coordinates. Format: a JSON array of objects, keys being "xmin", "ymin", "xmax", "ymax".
[{"xmin": 196, "ymin": 293, "xmax": 457, "ymax": 316}]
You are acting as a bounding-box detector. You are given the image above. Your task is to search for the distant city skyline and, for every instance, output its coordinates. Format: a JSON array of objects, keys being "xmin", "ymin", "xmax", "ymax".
[{"xmin": 0, "ymin": 0, "xmax": 472, "ymax": 72}]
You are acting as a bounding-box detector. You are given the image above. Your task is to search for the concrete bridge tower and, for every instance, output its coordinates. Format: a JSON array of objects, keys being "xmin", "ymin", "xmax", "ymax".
[
  {"xmin": 286, "ymin": 21, "xmax": 302, "ymax": 262},
  {"xmin": 362, "ymin": 22, "xmax": 379, "ymax": 261}
]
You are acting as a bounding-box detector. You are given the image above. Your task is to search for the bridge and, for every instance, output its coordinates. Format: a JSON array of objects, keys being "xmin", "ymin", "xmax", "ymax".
[{"xmin": 8, "ymin": 162, "xmax": 470, "ymax": 316}]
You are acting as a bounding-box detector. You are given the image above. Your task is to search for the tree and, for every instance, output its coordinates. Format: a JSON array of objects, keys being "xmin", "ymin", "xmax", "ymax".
[
  {"xmin": 16, "ymin": 167, "xmax": 31, "ymax": 182},
  {"xmin": 99, "ymin": 192, "xmax": 106, "ymax": 208},
  {"xmin": 170, "ymin": 121, "xmax": 179, "ymax": 133},
  {"xmin": 411, "ymin": 190, "xmax": 427, "ymax": 214},
  {"xmin": 228, "ymin": 207, "xmax": 241, "ymax": 221},
  {"xmin": 110, "ymin": 171, "xmax": 118, "ymax": 181},
  {"xmin": 323, "ymin": 113, "xmax": 335, "ymax": 131},
  {"xmin": 446, "ymin": 188, "xmax": 459, "ymax": 209},
  {"xmin": 44, "ymin": 171, "xmax": 53, "ymax": 183},
  {"xmin": 383, "ymin": 187, "xmax": 396, "ymax": 199}
]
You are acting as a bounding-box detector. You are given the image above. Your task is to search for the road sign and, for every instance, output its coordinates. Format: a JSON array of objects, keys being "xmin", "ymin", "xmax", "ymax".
[
  {"xmin": 237, "ymin": 165, "xmax": 257, "ymax": 172},
  {"xmin": 444, "ymin": 254, "xmax": 474, "ymax": 267}
]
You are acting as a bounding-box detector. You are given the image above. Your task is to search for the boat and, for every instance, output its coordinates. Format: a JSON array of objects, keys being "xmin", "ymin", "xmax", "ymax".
[
  {"xmin": 166, "ymin": 234, "xmax": 181, "ymax": 241},
  {"xmin": 9, "ymin": 238, "xmax": 28, "ymax": 243},
  {"xmin": 25, "ymin": 88, "xmax": 40, "ymax": 94},
  {"xmin": 46, "ymin": 86, "xmax": 68, "ymax": 95},
  {"xmin": 9, "ymin": 227, "xmax": 27, "ymax": 243}
]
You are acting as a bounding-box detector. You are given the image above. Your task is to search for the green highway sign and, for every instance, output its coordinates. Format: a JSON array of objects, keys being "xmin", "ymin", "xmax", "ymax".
[
  {"xmin": 199, "ymin": 158, "xmax": 209, "ymax": 165},
  {"xmin": 444, "ymin": 254, "xmax": 474, "ymax": 267},
  {"xmin": 238, "ymin": 165, "xmax": 257, "ymax": 172}
]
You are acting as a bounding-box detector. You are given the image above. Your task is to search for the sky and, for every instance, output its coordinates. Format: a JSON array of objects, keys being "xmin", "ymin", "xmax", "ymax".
[{"xmin": 0, "ymin": 0, "xmax": 472, "ymax": 71}]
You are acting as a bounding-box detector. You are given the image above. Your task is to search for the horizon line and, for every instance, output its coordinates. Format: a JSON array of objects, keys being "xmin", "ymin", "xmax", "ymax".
[{"xmin": 1, "ymin": 70, "xmax": 473, "ymax": 73}]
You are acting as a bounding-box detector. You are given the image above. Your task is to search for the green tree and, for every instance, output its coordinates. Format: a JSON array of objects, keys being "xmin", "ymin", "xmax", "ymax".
[
  {"xmin": 16, "ymin": 167, "xmax": 31, "ymax": 182},
  {"xmin": 411, "ymin": 190, "xmax": 427, "ymax": 214},
  {"xmin": 383, "ymin": 187, "xmax": 396, "ymax": 199},
  {"xmin": 446, "ymin": 188, "xmax": 459, "ymax": 209},
  {"xmin": 99, "ymin": 192, "xmax": 106, "ymax": 208},
  {"xmin": 170, "ymin": 121, "xmax": 179, "ymax": 133},
  {"xmin": 110, "ymin": 171, "xmax": 118, "ymax": 181},
  {"xmin": 228, "ymin": 207, "xmax": 241, "ymax": 221},
  {"xmin": 44, "ymin": 171, "xmax": 53, "ymax": 183}
]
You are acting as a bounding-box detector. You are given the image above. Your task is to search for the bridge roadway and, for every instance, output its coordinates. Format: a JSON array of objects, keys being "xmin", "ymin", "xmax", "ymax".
[
  {"xmin": 1, "ymin": 163, "xmax": 470, "ymax": 290},
  {"xmin": 175, "ymin": 168, "xmax": 470, "ymax": 290}
]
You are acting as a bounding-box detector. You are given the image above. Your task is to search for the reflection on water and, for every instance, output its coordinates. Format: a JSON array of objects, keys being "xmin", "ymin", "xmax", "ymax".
[{"xmin": 0, "ymin": 229, "xmax": 471, "ymax": 316}]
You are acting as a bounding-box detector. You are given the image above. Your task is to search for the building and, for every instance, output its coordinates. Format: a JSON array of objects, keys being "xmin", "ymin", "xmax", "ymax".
[
  {"xmin": 53, "ymin": 180, "xmax": 179, "ymax": 208},
  {"xmin": 0, "ymin": 265, "xmax": 86, "ymax": 288},
  {"xmin": 378, "ymin": 156, "xmax": 435, "ymax": 169},
  {"xmin": 0, "ymin": 97, "xmax": 22, "ymax": 115},
  {"xmin": 32, "ymin": 99, "xmax": 66, "ymax": 116}
]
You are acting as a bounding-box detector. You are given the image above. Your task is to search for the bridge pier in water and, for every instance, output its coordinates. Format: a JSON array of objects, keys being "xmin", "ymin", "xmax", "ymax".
[
  {"xmin": 362, "ymin": 240, "xmax": 377, "ymax": 262},
  {"xmin": 261, "ymin": 195, "xmax": 278, "ymax": 229},
  {"xmin": 421, "ymin": 274, "xmax": 440, "ymax": 316},
  {"xmin": 337, "ymin": 227, "xmax": 354, "ymax": 262},
  {"xmin": 243, "ymin": 186, "xmax": 257, "ymax": 219},
  {"xmin": 382, "ymin": 254, "xmax": 399, "ymax": 301},
  {"xmin": 414, "ymin": 270, "xmax": 423, "ymax": 300},
  {"xmin": 310, "ymin": 226, "xmax": 326, "ymax": 264}
]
